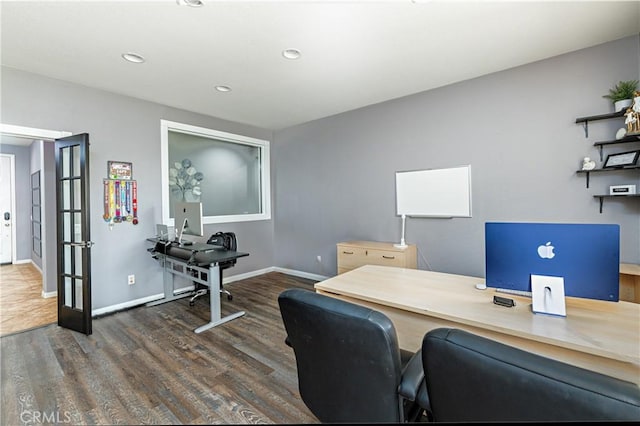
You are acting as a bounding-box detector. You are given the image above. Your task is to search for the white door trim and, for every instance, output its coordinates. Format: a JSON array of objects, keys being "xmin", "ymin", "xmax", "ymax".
[
  {"xmin": 0, "ymin": 124, "xmax": 71, "ymax": 141},
  {"xmin": 0, "ymin": 154, "xmax": 16, "ymax": 263}
]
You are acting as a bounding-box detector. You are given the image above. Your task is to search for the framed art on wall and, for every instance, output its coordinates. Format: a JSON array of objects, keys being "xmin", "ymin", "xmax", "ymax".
[{"xmin": 602, "ymin": 150, "xmax": 640, "ymax": 168}]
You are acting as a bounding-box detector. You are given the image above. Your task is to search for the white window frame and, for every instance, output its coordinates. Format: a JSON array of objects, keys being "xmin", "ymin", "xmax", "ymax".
[{"xmin": 160, "ymin": 120, "xmax": 271, "ymax": 226}]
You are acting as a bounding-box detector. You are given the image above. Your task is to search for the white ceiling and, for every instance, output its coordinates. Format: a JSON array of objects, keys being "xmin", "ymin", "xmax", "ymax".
[{"xmin": 1, "ymin": 1, "xmax": 639, "ymax": 131}]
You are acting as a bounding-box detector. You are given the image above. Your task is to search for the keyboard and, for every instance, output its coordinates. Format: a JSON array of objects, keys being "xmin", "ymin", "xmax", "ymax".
[{"xmin": 495, "ymin": 288, "xmax": 532, "ymax": 298}]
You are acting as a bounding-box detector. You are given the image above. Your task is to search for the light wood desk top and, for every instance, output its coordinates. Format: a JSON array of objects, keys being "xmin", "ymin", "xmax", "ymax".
[{"xmin": 315, "ymin": 265, "xmax": 640, "ymax": 385}]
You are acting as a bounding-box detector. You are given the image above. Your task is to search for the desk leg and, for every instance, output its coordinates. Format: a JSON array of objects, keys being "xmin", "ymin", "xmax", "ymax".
[
  {"xmin": 194, "ymin": 263, "xmax": 245, "ymax": 333},
  {"xmin": 146, "ymin": 255, "xmax": 193, "ymax": 307}
]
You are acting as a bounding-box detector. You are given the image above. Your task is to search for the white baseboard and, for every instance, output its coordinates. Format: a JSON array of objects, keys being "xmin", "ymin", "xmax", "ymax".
[
  {"xmin": 91, "ymin": 285, "xmax": 195, "ymax": 317},
  {"xmin": 91, "ymin": 267, "xmax": 330, "ymax": 317},
  {"xmin": 14, "ymin": 259, "xmax": 32, "ymax": 265},
  {"xmin": 30, "ymin": 261, "xmax": 43, "ymax": 275},
  {"xmin": 272, "ymin": 267, "xmax": 328, "ymax": 282},
  {"xmin": 223, "ymin": 267, "xmax": 276, "ymax": 284},
  {"xmin": 42, "ymin": 290, "xmax": 57, "ymax": 298},
  {"xmin": 92, "ymin": 293, "xmax": 164, "ymax": 317},
  {"xmin": 224, "ymin": 267, "xmax": 328, "ymax": 284}
]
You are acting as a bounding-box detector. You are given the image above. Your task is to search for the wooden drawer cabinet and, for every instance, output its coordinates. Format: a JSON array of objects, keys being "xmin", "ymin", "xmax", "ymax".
[
  {"xmin": 620, "ymin": 263, "xmax": 640, "ymax": 304},
  {"xmin": 337, "ymin": 241, "xmax": 417, "ymax": 274}
]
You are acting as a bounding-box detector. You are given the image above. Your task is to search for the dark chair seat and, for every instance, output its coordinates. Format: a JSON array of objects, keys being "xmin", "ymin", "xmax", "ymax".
[{"xmin": 421, "ymin": 327, "xmax": 640, "ymax": 422}]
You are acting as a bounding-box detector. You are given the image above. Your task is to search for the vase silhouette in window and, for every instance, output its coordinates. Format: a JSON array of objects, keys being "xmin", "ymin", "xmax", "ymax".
[{"xmin": 169, "ymin": 158, "xmax": 204, "ymax": 201}]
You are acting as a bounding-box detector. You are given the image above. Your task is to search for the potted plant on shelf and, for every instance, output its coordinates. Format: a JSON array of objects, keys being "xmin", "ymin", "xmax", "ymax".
[{"xmin": 603, "ymin": 80, "xmax": 638, "ymax": 112}]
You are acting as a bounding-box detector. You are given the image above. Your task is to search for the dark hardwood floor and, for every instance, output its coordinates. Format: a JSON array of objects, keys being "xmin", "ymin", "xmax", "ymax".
[{"xmin": 1, "ymin": 272, "xmax": 319, "ymax": 425}]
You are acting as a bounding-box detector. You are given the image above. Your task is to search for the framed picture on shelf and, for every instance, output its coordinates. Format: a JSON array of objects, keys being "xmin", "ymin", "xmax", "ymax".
[
  {"xmin": 107, "ymin": 161, "xmax": 133, "ymax": 179},
  {"xmin": 602, "ymin": 150, "xmax": 640, "ymax": 169}
]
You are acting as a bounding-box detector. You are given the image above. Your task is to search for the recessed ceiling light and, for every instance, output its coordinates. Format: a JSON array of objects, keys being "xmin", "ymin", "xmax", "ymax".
[
  {"xmin": 121, "ymin": 52, "xmax": 145, "ymax": 64},
  {"xmin": 177, "ymin": 0, "xmax": 204, "ymax": 7},
  {"xmin": 282, "ymin": 48, "xmax": 302, "ymax": 60},
  {"xmin": 215, "ymin": 85, "xmax": 232, "ymax": 92}
]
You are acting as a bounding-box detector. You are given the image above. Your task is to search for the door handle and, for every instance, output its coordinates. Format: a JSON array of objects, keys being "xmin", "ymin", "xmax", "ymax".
[
  {"xmin": 3, "ymin": 212, "xmax": 9, "ymax": 220},
  {"xmin": 69, "ymin": 241, "xmax": 95, "ymax": 248}
]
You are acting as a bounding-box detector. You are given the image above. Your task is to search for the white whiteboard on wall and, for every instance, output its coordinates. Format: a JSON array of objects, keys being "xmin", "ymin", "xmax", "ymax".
[{"xmin": 395, "ymin": 165, "xmax": 472, "ymax": 218}]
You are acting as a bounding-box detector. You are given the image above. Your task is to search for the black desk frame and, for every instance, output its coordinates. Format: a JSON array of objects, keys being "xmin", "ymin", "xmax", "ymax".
[{"xmin": 147, "ymin": 240, "xmax": 249, "ymax": 333}]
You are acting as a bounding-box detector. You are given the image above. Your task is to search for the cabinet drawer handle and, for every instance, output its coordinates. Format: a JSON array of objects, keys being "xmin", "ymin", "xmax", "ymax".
[
  {"xmin": 382, "ymin": 255, "xmax": 395, "ymax": 259},
  {"xmin": 343, "ymin": 251, "xmax": 354, "ymax": 255}
]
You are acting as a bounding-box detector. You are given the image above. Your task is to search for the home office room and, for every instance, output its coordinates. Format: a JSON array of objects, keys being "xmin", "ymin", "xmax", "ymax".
[{"xmin": 1, "ymin": 1, "xmax": 639, "ymax": 424}]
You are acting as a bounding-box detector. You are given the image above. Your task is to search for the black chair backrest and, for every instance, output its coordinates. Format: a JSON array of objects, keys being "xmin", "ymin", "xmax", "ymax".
[
  {"xmin": 278, "ymin": 288, "xmax": 405, "ymax": 423},
  {"xmin": 207, "ymin": 232, "xmax": 237, "ymax": 268},
  {"xmin": 422, "ymin": 328, "xmax": 640, "ymax": 422}
]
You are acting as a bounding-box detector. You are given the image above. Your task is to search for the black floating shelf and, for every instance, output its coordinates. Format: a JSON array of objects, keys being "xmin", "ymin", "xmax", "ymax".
[
  {"xmin": 576, "ymin": 165, "xmax": 640, "ymax": 173},
  {"xmin": 593, "ymin": 194, "xmax": 640, "ymax": 213},
  {"xmin": 575, "ymin": 110, "xmax": 626, "ymax": 138},
  {"xmin": 593, "ymin": 134, "xmax": 640, "ymax": 160},
  {"xmin": 576, "ymin": 166, "xmax": 640, "ymax": 188},
  {"xmin": 594, "ymin": 134, "xmax": 640, "ymax": 146},
  {"xmin": 575, "ymin": 110, "xmax": 625, "ymax": 123}
]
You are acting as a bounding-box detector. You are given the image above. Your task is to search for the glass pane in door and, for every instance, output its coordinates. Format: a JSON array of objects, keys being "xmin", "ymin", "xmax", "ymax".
[
  {"xmin": 74, "ymin": 278, "xmax": 83, "ymax": 309},
  {"xmin": 64, "ymin": 244, "xmax": 71, "ymax": 275},
  {"xmin": 74, "ymin": 212, "xmax": 82, "ymax": 242},
  {"xmin": 62, "ymin": 180, "xmax": 70, "ymax": 210},
  {"xmin": 74, "ymin": 245, "xmax": 83, "ymax": 275},
  {"xmin": 73, "ymin": 179, "xmax": 82, "ymax": 209},
  {"xmin": 72, "ymin": 145, "xmax": 81, "ymax": 177},
  {"xmin": 64, "ymin": 276, "xmax": 72, "ymax": 308},
  {"xmin": 61, "ymin": 147, "xmax": 70, "ymax": 178},
  {"xmin": 63, "ymin": 212, "xmax": 71, "ymax": 242}
]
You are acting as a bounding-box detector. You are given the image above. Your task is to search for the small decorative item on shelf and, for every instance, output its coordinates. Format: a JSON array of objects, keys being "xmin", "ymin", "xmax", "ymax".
[
  {"xmin": 603, "ymin": 80, "xmax": 638, "ymax": 112},
  {"xmin": 615, "ymin": 127, "xmax": 627, "ymax": 140},
  {"xmin": 625, "ymin": 91, "xmax": 640, "ymax": 135},
  {"xmin": 169, "ymin": 158, "xmax": 204, "ymax": 201},
  {"xmin": 581, "ymin": 157, "xmax": 596, "ymax": 171},
  {"xmin": 609, "ymin": 184, "xmax": 637, "ymax": 195}
]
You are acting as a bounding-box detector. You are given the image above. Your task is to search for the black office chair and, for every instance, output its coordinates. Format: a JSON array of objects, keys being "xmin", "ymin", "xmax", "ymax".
[
  {"xmin": 189, "ymin": 231, "xmax": 237, "ymax": 305},
  {"xmin": 418, "ymin": 327, "xmax": 640, "ymax": 422},
  {"xmin": 278, "ymin": 288, "xmax": 426, "ymax": 423}
]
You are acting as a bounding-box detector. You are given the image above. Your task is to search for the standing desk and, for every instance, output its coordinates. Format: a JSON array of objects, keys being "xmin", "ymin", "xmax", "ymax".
[
  {"xmin": 146, "ymin": 239, "xmax": 249, "ymax": 333},
  {"xmin": 315, "ymin": 265, "xmax": 640, "ymax": 385}
]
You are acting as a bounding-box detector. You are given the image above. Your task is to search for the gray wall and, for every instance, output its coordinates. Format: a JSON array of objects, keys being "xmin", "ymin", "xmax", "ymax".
[
  {"xmin": 2, "ymin": 35, "xmax": 639, "ymax": 311},
  {"xmin": 273, "ymin": 36, "xmax": 640, "ymax": 278},
  {"xmin": 0, "ymin": 142, "xmax": 32, "ymax": 263},
  {"xmin": 1, "ymin": 67, "xmax": 274, "ymax": 310}
]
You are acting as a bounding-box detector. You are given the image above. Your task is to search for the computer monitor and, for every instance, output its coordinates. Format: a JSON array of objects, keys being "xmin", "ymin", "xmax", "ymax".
[
  {"xmin": 155, "ymin": 224, "xmax": 169, "ymax": 241},
  {"xmin": 485, "ymin": 222, "xmax": 620, "ymax": 302},
  {"xmin": 174, "ymin": 202, "xmax": 203, "ymax": 244}
]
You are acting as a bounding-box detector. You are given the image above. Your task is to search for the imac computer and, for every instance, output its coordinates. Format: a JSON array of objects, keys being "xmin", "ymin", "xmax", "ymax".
[
  {"xmin": 485, "ymin": 222, "xmax": 620, "ymax": 302},
  {"xmin": 174, "ymin": 202, "xmax": 204, "ymax": 245}
]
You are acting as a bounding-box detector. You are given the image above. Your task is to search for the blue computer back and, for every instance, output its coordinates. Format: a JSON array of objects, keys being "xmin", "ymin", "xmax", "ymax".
[{"xmin": 485, "ymin": 222, "xmax": 620, "ymax": 301}]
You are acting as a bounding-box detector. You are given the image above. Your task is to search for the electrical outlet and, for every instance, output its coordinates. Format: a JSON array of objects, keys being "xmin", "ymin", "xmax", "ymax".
[
  {"xmin": 128, "ymin": 274, "xmax": 135, "ymax": 285},
  {"xmin": 316, "ymin": 255, "xmax": 322, "ymax": 263}
]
